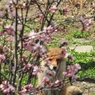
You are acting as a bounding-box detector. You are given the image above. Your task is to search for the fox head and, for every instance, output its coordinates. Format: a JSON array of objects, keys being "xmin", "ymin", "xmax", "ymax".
[{"xmin": 45, "ymin": 47, "xmax": 66, "ymax": 71}]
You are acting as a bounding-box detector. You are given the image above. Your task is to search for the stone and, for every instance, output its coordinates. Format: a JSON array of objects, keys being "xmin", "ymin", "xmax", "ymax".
[{"xmin": 70, "ymin": 45, "xmax": 93, "ymax": 52}]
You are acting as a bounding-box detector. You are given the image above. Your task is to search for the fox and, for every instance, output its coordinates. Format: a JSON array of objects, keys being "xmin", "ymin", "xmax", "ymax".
[
  {"xmin": 37, "ymin": 47, "xmax": 82, "ymax": 95},
  {"xmin": 37, "ymin": 47, "xmax": 66, "ymax": 86}
]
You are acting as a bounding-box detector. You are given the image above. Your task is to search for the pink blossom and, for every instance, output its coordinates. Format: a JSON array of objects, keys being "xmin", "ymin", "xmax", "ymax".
[
  {"xmin": 50, "ymin": 21, "xmax": 57, "ymax": 27},
  {"xmin": 62, "ymin": 72, "xmax": 67, "ymax": 76},
  {"xmin": 18, "ymin": 25, "xmax": 23, "ymax": 31},
  {"xmin": 21, "ymin": 84, "xmax": 33, "ymax": 93},
  {"xmin": 5, "ymin": 24, "xmax": 11, "ymax": 29},
  {"xmin": 80, "ymin": 16, "xmax": 91, "ymax": 26},
  {"xmin": 9, "ymin": 36, "xmax": 14, "ymax": 42},
  {"xmin": 0, "ymin": 21, "xmax": 4, "ymax": 25},
  {"xmin": 9, "ymin": 0, "xmax": 13, "ymax": 4},
  {"xmin": 6, "ymin": 29, "xmax": 14, "ymax": 35},
  {"xmin": 73, "ymin": 64, "xmax": 81, "ymax": 71},
  {"xmin": 33, "ymin": 43, "xmax": 41, "ymax": 50},
  {"xmin": 0, "ymin": 11, "xmax": 4, "ymax": 18},
  {"xmin": 40, "ymin": 34, "xmax": 52, "ymax": 42},
  {"xmin": 0, "ymin": 84, "xmax": 5, "ymax": 90},
  {"xmin": 0, "ymin": 54, "xmax": 6, "ymax": 63},
  {"xmin": 49, "ymin": 5, "xmax": 57, "ymax": 13},
  {"xmin": 9, "ymin": 85, "xmax": 15, "ymax": 92},
  {"xmin": 22, "ymin": 56, "xmax": 26, "ymax": 60},
  {"xmin": 32, "ymin": 65, "xmax": 39, "ymax": 76},
  {"xmin": 27, "ymin": 63, "xmax": 32, "ymax": 68},
  {"xmin": 25, "ymin": 63, "xmax": 32, "ymax": 71},
  {"xmin": 63, "ymin": 64, "xmax": 81, "ymax": 81},
  {"xmin": 20, "ymin": 88, "xmax": 27, "ymax": 94},
  {"xmin": 3, "ymin": 45, "xmax": 9, "ymax": 53},
  {"xmin": 33, "ymin": 65, "xmax": 39, "ymax": 72},
  {"xmin": 91, "ymin": 2, "xmax": 95, "ymax": 8},
  {"xmin": 63, "ymin": 7, "xmax": 68, "ymax": 15},
  {"xmin": 38, "ymin": 14, "xmax": 44, "ymax": 19},
  {"xmin": 0, "ymin": 7, "xmax": 3, "ymax": 11},
  {"xmin": 46, "ymin": 70, "xmax": 56, "ymax": 76},
  {"xmin": 0, "ymin": 81, "xmax": 15, "ymax": 94},
  {"xmin": 2, "ymin": 80, "xmax": 8, "ymax": 85},
  {"xmin": 24, "ymin": 84, "xmax": 33, "ymax": 90},
  {"xmin": 28, "ymin": 30, "xmax": 38, "ymax": 39},
  {"xmin": 32, "ymin": 72, "xmax": 38, "ymax": 76},
  {"xmin": 23, "ymin": 41, "xmax": 33, "ymax": 51},
  {"xmin": 54, "ymin": 80, "xmax": 61, "ymax": 86},
  {"xmin": 3, "ymin": 88, "xmax": 11, "ymax": 94},
  {"xmin": 86, "ymin": 27, "xmax": 91, "ymax": 32},
  {"xmin": 0, "ymin": 31, "xmax": 3, "ymax": 36},
  {"xmin": 42, "ymin": 77, "xmax": 50, "ymax": 83},
  {"xmin": 43, "ymin": 25, "xmax": 53, "ymax": 33}
]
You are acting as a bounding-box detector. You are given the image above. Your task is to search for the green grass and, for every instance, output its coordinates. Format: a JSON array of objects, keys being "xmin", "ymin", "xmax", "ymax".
[
  {"xmin": 70, "ymin": 50, "xmax": 95, "ymax": 78},
  {"xmin": 72, "ymin": 30, "xmax": 90, "ymax": 38}
]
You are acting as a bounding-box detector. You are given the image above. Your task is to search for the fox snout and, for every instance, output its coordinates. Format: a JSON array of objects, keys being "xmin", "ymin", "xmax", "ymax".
[{"xmin": 48, "ymin": 59, "xmax": 59, "ymax": 70}]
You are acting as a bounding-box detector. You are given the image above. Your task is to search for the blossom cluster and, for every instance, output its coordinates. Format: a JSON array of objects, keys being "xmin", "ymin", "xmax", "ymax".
[
  {"xmin": 0, "ymin": 81, "xmax": 15, "ymax": 94},
  {"xmin": 80, "ymin": 16, "xmax": 92, "ymax": 32},
  {"xmin": 42, "ymin": 77, "xmax": 64, "ymax": 88},
  {"xmin": 63, "ymin": 64, "xmax": 81, "ymax": 82},
  {"xmin": 21, "ymin": 84, "xmax": 34, "ymax": 95}
]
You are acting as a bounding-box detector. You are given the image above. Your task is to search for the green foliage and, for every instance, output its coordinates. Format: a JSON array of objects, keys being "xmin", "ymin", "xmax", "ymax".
[
  {"xmin": 72, "ymin": 30, "xmax": 89, "ymax": 38},
  {"xmin": 70, "ymin": 50, "xmax": 95, "ymax": 78}
]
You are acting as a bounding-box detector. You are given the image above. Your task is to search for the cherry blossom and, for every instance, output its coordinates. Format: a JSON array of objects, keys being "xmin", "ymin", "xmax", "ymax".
[
  {"xmin": 63, "ymin": 64, "xmax": 81, "ymax": 81},
  {"xmin": 3, "ymin": 45, "xmax": 9, "ymax": 53},
  {"xmin": 38, "ymin": 14, "xmax": 44, "ymax": 19},
  {"xmin": 23, "ymin": 41, "xmax": 34, "ymax": 51},
  {"xmin": 0, "ymin": 21, "xmax": 4, "ymax": 25},
  {"xmin": 0, "ymin": 11, "xmax": 4, "ymax": 18},
  {"xmin": 63, "ymin": 7, "xmax": 68, "ymax": 15},
  {"xmin": 0, "ymin": 81, "xmax": 15, "ymax": 94},
  {"xmin": 21, "ymin": 84, "xmax": 34, "ymax": 94},
  {"xmin": 49, "ymin": 5, "xmax": 57, "ymax": 13},
  {"xmin": 42, "ymin": 77, "xmax": 50, "ymax": 83},
  {"xmin": 5, "ymin": 25, "xmax": 11, "ymax": 29},
  {"xmin": 91, "ymin": 2, "xmax": 95, "ymax": 8},
  {"xmin": 24, "ymin": 63, "xmax": 32, "ymax": 72},
  {"xmin": 0, "ymin": 54, "xmax": 6, "ymax": 64},
  {"xmin": 32, "ymin": 65, "xmax": 39, "ymax": 76},
  {"xmin": 80, "ymin": 16, "xmax": 91, "ymax": 26},
  {"xmin": 46, "ymin": 70, "xmax": 56, "ymax": 76},
  {"xmin": 54, "ymin": 80, "xmax": 61, "ymax": 86},
  {"xmin": 28, "ymin": 30, "xmax": 38, "ymax": 39},
  {"xmin": 0, "ymin": 31, "xmax": 3, "ymax": 36}
]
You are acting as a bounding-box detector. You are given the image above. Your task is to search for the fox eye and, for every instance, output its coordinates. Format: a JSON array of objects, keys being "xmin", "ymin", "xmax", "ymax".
[{"xmin": 48, "ymin": 59, "xmax": 52, "ymax": 61}]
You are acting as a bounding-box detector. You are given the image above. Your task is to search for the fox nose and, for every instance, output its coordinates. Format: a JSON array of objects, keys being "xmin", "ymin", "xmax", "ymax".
[{"xmin": 53, "ymin": 66, "xmax": 57, "ymax": 70}]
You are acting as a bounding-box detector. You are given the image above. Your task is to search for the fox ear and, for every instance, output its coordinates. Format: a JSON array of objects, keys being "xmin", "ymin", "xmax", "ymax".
[{"xmin": 59, "ymin": 40, "xmax": 68, "ymax": 48}]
